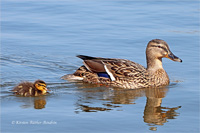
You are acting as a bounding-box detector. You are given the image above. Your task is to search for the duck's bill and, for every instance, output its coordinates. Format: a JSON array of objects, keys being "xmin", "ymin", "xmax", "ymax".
[{"xmin": 167, "ymin": 52, "xmax": 182, "ymax": 62}]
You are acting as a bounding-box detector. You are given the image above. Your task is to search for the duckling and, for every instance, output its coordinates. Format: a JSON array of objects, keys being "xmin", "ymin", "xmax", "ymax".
[
  {"xmin": 62, "ymin": 39, "xmax": 182, "ymax": 89},
  {"xmin": 12, "ymin": 80, "xmax": 49, "ymax": 96}
]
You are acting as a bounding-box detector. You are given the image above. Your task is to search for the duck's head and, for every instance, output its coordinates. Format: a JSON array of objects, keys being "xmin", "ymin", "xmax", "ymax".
[
  {"xmin": 146, "ymin": 39, "xmax": 182, "ymax": 70},
  {"xmin": 34, "ymin": 80, "xmax": 48, "ymax": 94},
  {"xmin": 146, "ymin": 39, "xmax": 182, "ymax": 62}
]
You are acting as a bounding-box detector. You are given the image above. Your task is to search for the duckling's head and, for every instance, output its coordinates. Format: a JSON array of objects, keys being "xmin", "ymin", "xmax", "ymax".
[
  {"xmin": 34, "ymin": 80, "xmax": 48, "ymax": 94},
  {"xmin": 146, "ymin": 39, "xmax": 182, "ymax": 62}
]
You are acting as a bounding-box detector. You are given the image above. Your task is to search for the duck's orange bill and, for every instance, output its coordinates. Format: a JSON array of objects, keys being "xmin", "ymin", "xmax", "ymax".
[{"xmin": 166, "ymin": 51, "xmax": 182, "ymax": 62}]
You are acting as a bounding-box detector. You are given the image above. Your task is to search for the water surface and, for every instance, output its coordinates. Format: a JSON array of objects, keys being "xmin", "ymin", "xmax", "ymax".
[{"xmin": 1, "ymin": 0, "xmax": 199, "ymax": 132}]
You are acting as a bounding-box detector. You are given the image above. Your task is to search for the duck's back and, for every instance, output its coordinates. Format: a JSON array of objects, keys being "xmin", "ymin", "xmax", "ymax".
[
  {"xmin": 68, "ymin": 55, "xmax": 149, "ymax": 89},
  {"xmin": 101, "ymin": 59, "xmax": 149, "ymax": 89}
]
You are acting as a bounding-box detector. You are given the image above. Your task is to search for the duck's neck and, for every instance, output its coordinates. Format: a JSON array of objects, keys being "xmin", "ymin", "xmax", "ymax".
[
  {"xmin": 147, "ymin": 57, "xmax": 163, "ymax": 72},
  {"xmin": 146, "ymin": 57, "xmax": 170, "ymax": 86}
]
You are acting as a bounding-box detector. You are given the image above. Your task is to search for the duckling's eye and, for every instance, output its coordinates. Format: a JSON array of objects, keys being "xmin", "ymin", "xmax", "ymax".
[
  {"xmin": 157, "ymin": 46, "xmax": 161, "ymax": 48},
  {"xmin": 38, "ymin": 84, "xmax": 46, "ymax": 87}
]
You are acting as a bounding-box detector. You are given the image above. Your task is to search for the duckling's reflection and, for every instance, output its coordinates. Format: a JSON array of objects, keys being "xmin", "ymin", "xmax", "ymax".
[
  {"xmin": 34, "ymin": 97, "xmax": 47, "ymax": 109},
  {"xmin": 75, "ymin": 83, "xmax": 181, "ymax": 129},
  {"xmin": 19, "ymin": 96, "xmax": 47, "ymax": 109}
]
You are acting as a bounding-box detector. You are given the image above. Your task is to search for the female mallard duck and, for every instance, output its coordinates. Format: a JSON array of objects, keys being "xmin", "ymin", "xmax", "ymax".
[
  {"xmin": 12, "ymin": 80, "xmax": 49, "ymax": 96},
  {"xmin": 62, "ymin": 39, "xmax": 182, "ymax": 89}
]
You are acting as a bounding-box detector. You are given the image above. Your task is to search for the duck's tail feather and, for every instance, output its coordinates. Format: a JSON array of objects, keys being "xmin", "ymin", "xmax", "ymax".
[
  {"xmin": 76, "ymin": 55, "xmax": 97, "ymax": 60},
  {"xmin": 61, "ymin": 74, "xmax": 83, "ymax": 81}
]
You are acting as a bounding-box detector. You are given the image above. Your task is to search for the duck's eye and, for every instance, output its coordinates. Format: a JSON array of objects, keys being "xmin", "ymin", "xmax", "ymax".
[{"xmin": 157, "ymin": 46, "xmax": 161, "ymax": 48}]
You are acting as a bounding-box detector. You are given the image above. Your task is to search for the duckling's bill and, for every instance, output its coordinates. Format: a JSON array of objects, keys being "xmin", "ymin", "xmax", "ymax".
[{"xmin": 45, "ymin": 87, "xmax": 50, "ymax": 91}]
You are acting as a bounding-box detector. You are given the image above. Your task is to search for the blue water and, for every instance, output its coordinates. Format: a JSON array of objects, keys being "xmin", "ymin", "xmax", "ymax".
[{"xmin": 1, "ymin": 0, "xmax": 199, "ymax": 132}]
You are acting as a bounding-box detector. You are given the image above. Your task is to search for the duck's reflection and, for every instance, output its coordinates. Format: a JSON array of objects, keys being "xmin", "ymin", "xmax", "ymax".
[
  {"xmin": 75, "ymin": 83, "xmax": 181, "ymax": 129},
  {"xmin": 143, "ymin": 88, "xmax": 181, "ymax": 130}
]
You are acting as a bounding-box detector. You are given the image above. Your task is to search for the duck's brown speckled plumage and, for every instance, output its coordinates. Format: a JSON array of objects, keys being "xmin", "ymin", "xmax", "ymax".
[
  {"xmin": 12, "ymin": 80, "xmax": 48, "ymax": 96},
  {"xmin": 62, "ymin": 39, "xmax": 182, "ymax": 89}
]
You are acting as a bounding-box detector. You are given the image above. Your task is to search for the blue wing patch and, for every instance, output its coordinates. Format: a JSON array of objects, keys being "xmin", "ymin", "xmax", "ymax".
[{"xmin": 97, "ymin": 72, "xmax": 110, "ymax": 78}]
